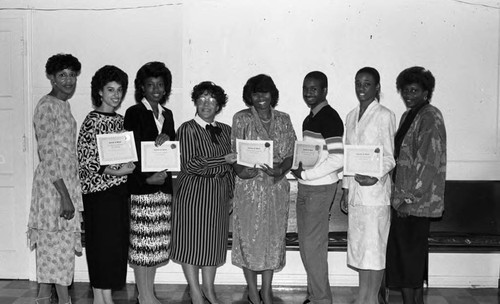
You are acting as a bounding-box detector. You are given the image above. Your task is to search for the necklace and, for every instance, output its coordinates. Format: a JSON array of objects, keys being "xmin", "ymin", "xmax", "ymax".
[{"xmin": 260, "ymin": 117, "xmax": 271, "ymax": 124}]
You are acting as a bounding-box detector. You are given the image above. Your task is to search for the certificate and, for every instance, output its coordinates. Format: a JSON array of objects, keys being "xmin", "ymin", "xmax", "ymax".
[
  {"xmin": 236, "ymin": 139, "xmax": 273, "ymax": 168},
  {"xmin": 141, "ymin": 141, "xmax": 181, "ymax": 172},
  {"xmin": 344, "ymin": 145, "xmax": 383, "ymax": 176},
  {"xmin": 96, "ymin": 131, "xmax": 138, "ymax": 165},
  {"xmin": 292, "ymin": 141, "xmax": 322, "ymax": 169}
]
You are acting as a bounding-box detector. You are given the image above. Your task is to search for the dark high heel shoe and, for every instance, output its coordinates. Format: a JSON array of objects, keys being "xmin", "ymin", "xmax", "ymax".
[{"xmin": 247, "ymin": 295, "xmax": 256, "ymax": 304}]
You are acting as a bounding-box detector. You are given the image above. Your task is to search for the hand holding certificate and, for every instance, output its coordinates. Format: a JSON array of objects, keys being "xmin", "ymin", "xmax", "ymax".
[
  {"xmin": 96, "ymin": 131, "xmax": 138, "ymax": 165},
  {"xmin": 343, "ymin": 145, "xmax": 383, "ymax": 176},
  {"xmin": 236, "ymin": 139, "xmax": 273, "ymax": 168},
  {"xmin": 292, "ymin": 141, "xmax": 322, "ymax": 169},
  {"xmin": 141, "ymin": 141, "xmax": 181, "ymax": 172}
]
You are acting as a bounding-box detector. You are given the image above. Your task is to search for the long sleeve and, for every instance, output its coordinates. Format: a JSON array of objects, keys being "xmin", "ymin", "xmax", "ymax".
[
  {"xmin": 301, "ymin": 106, "xmax": 344, "ymax": 181},
  {"xmin": 376, "ymin": 109, "xmax": 396, "ymax": 180},
  {"xmin": 392, "ymin": 105, "xmax": 447, "ymax": 217},
  {"xmin": 178, "ymin": 122, "xmax": 228, "ymax": 175},
  {"xmin": 399, "ymin": 112, "xmax": 446, "ymax": 202},
  {"xmin": 77, "ymin": 114, "xmax": 100, "ymax": 192},
  {"xmin": 34, "ymin": 101, "xmax": 62, "ymax": 183},
  {"xmin": 124, "ymin": 106, "xmax": 152, "ymax": 188}
]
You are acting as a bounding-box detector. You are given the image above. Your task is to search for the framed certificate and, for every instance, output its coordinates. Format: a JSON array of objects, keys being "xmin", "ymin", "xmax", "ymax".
[
  {"xmin": 141, "ymin": 141, "xmax": 181, "ymax": 172},
  {"xmin": 236, "ymin": 139, "xmax": 273, "ymax": 168},
  {"xmin": 96, "ymin": 131, "xmax": 138, "ymax": 165},
  {"xmin": 343, "ymin": 145, "xmax": 383, "ymax": 176},
  {"xmin": 292, "ymin": 141, "xmax": 322, "ymax": 169}
]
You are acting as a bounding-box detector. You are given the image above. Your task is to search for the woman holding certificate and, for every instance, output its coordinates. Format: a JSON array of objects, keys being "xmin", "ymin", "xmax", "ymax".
[
  {"xmin": 170, "ymin": 81, "xmax": 235, "ymax": 304},
  {"xmin": 124, "ymin": 62, "xmax": 176, "ymax": 304},
  {"xmin": 231, "ymin": 74, "xmax": 296, "ymax": 304},
  {"xmin": 77, "ymin": 65, "xmax": 135, "ymax": 304},
  {"xmin": 385, "ymin": 67, "xmax": 446, "ymax": 304},
  {"xmin": 340, "ymin": 67, "xmax": 396, "ymax": 304},
  {"xmin": 28, "ymin": 53, "xmax": 83, "ymax": 304}
]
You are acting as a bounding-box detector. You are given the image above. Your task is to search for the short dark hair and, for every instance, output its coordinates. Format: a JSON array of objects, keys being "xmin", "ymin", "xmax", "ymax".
[
  {"xmin": 90, "ymin": 65, "xmax": 128, "ymax": 108},
  {"xmin": 45, "ymin": 53, "xmax": 81, "ymax": 76},
  {"xmin": 356, "ymin": 66, "xmax": 381, "ymax": 100},
  {"xmin": 242, "ymin": 74, "xmax": 279, "ymax": 107},
  {"xmin": 191, "ymin": 81, "xmax": 227, "ymax": 115},
  {"xmin": 304, "ymin": 71, "xmax": 328, "ymax": 89},
  {"xmin": 396, "ymin": 66, "xmax": 436, "ymax": 101},
  {"xmin": 134, "ymin": 61, "xmax": 172, "ymax": 105}
]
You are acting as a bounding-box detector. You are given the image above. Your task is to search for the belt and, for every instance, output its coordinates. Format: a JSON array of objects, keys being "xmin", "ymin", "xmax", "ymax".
[{"xmin": 195, "ymin": 171, "xmax": 228, "ymax": 178}]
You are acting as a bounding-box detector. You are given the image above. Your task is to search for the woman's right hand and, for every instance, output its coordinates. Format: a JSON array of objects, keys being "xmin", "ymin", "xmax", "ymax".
[
  {"xmin": 224, "ymin": 152, "xmax": 237, "ymax": 164},
  {"xmin": 60, "ymin": 194, "xmax": 75, "ymax": 220},
  {"xmin": 53, "ymin": 179, "xmax": 75, "ymax": 220},
  {"xmin": 146, "ymin": 169, "xmax": 168, "ymax": 185},
  {"xmin": 340, "ymin": 189, "xmax": 348, "ymax": 214},
  {"xmin": 117, "ymin": 162, "xmax": 136, "ymax": 176}
]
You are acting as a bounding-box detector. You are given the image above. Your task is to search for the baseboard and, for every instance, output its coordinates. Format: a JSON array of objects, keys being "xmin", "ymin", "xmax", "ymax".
[{"xmin": 73, "ymin": 250, "xmax": 500, "ymax": 288}]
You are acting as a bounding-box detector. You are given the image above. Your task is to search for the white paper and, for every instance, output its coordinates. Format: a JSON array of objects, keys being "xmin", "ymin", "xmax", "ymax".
[
  {"xmin": 343, "ymin": 145, "xmax": 383, "ymax": 176},
  {"xmin": 236, "ymin": 139, "xmax": 273, "ymax": 168},
  {"xmin": 141, "ymin": 141, "xmax": 180, "ymax": 172},
  {"xmin": 292, "ymin": 141, "xmax": 322, "ymax": 169},
  {"xmin": 96, "ymin": 131, "xmax": 138, "ymax": 165}
]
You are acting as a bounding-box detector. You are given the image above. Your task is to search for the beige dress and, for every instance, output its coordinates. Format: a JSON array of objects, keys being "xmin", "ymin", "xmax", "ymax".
[
  {"xmin": 343, "ymin": 101, "xmax": 396, "ymax": 270},
  {"xmin": 28, "ymin": 95, "xmax": 83, "ymax": 285},
  {"xmin": 231, "ymin": 107, "xmax": 296, "ymax": 271}
]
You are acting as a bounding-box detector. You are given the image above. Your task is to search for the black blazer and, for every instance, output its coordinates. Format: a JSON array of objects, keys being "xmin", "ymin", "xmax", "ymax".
[{"xmin": 124, "ymin": 102, "xmax": 176, "ymax": 195}]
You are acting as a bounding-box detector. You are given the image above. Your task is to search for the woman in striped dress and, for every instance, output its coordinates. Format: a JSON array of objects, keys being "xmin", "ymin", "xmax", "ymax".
[
  {"xmin": 171, "ymin": 82, "xmax": 236, "ymax": 304},
  {"xmin": 124, "ymin": 62, "xmax": 176, "ymax": 304}
]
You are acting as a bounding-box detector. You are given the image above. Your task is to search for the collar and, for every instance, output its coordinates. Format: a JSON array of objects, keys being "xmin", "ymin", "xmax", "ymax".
[
  {"xmin": 141, "ymin": 98, "xmax": 165, "ymax": 116},
  {"xmin": 358, "ymin": 99, "xmax": 379, "ymax": 115},
  {"xmin": 310, "ymin": 100, "xmax": 329, "ymax": 116},
  {"xmin": 194, "ymin": 114, "xmax": 216, "ymax": 128}
]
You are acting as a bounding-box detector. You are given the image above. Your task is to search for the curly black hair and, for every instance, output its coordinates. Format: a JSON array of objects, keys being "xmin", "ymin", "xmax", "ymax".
[
  {"xmin": 191, "ymin": 81, "xmax": 228, "ymax": 115},
  {"xmin": 134, "ymin": 61, "xmax": 172, "ymax": 105},
  {"xmin": 396, "ymin": 66, "xmax": 436, "ymax": 101},
  {"xmin": 90, "ymin": 65, "xmax": 128, "ymax": 108},
  {"xmin": 242, "ymin": 74, "xmax": 279, "ymax": 108},
  {"xmin": 45, "ymin": 53, "xmax": 81, "ymax": 76}
]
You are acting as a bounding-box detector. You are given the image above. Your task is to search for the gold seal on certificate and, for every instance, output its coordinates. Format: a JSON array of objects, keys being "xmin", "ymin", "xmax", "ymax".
[
  {"xmin": 141, "ymin": 141, "xmax": 180, "ymax": 172},
  {"xmin": 343, "ymin": 145, "xmax": 383, "ymax": 176},
  {"xmin": 96, "ymin": 131, "xmax": 138, "ymax": 165},
  {"xmin": 292, "ymin": 141, "xmax": 322, "ymax": 169},
  {"xmin": 236, "ymin": 139, "xmax": 273, "ymax": 168}
]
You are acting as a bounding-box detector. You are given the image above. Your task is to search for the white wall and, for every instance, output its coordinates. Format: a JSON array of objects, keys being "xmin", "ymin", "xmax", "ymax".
[
  {"xmin": 1, "ymin": 0, "xmax": 499, "ymax": 287},
  {"xmin": 9, "ymin": 0, "xmax": 500, "ymax": 180}
]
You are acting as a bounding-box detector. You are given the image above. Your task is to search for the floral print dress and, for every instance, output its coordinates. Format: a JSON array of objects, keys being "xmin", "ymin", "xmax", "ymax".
[{"xmin": 28, "ymin": 95, "xmax": 83, "ymax": 285}]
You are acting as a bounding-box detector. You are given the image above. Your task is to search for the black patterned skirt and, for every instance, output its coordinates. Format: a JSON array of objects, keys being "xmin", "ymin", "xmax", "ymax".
[{"xmin": 129, "ymin": 191, "xmax": 171, "ymax": 267}]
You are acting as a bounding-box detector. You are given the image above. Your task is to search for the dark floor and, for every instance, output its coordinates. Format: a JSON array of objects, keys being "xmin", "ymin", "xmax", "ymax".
[{"xmin": 0, "ymin": 280, "xmax": 498, "ymax": 304}]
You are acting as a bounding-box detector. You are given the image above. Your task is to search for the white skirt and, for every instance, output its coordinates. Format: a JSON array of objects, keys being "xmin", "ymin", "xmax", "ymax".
[{"xmin": 347, "ymin": 204, "xmax": 391, "ymax": 270}]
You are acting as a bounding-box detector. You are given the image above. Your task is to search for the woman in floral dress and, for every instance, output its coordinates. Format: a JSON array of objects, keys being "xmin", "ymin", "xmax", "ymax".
[{"xmin": 28, "ymin": 53, "xmax": 83, "ymax": 304}]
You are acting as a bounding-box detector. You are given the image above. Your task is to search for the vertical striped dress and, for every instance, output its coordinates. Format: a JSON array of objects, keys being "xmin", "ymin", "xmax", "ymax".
[{"xmin": 170, "ymin": 119, "xmax": 234, "ymax": 266}]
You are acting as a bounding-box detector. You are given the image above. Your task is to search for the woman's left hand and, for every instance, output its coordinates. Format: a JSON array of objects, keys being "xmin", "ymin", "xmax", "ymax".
[
  {"xmin": 155, "ymin": 133, "xmax": 170, "ymax": 147},
  {"xmin": 354, "ymin": 174, "xmax": 378, "ymax": 186}
]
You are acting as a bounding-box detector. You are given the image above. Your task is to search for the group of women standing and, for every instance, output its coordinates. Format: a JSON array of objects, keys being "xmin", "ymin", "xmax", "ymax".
[{"xmin": 28, "ymin": 52, "xmax": 446, "ymax": 304}]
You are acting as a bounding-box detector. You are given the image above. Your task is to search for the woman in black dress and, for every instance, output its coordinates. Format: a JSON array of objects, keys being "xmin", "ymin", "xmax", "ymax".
[
  {"xmin": 170, "ymin": 82, "xmax": 236, "ymax": 304},
  {"xmin": 78, "ymin": 65, "xmax": 135, "ymax": 304},
  {"xmin": 124, "ymin": 62, "xmax": 176, "ymax": 304}
]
